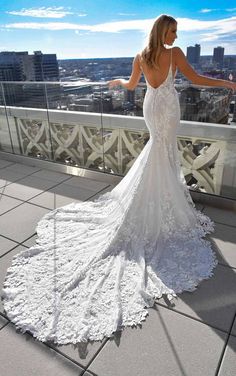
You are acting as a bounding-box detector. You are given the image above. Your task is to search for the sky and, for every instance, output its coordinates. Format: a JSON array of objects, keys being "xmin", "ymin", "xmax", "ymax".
[{"xmin": 0, "ymin": 0, "xmax": 236, "ymax": 59}]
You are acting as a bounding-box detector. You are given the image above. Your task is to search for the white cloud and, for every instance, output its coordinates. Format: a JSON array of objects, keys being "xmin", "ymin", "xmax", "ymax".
[
  {"xmin": 199, "ymin": 9, "xmax": 216, "ymax": 13},
  {"xmin": 90, "ymin": 19, "xmax": 152, "ymax": 32},
  {"xmin": 3, "ymin": 15, "xmax": 236, "ymax": 46},
  {"xmin": 118, "ymin": 13, "xmax": 136, "ymax": 16},
  {"xmin": 3, "ymin": 19, "xmax": 153, "ymax": 33},
  {"xmin": 4, "ymin": 22, "xmax": 89, "ymax": 31},
  {"xmin": 6, "ymin": 7, "xmax": 73, "ymax": 19}
]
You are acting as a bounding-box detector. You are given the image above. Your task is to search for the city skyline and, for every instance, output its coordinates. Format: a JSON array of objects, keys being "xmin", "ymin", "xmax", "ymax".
[{"xmin": 0, "ymin": 1, "xmax": 236, "ymax": 59}]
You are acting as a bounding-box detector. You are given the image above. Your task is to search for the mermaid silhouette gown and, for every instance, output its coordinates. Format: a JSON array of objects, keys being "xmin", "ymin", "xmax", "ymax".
[{"xmin": 1, "ymin": 49, "xmax": 218, "ymax": 344}]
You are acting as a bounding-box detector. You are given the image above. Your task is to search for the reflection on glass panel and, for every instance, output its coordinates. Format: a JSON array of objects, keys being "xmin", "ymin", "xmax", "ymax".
[
  {"xmin": 48, "ymin": 121, "xmax": 104, "ymax": 172},
  {"xmin": 0, "ymin": 83, "xmax": 13, "ymax": 153},
  {"xmin": 1, "ymin": 82, "xmax": 52, "ymax": 158},
  {"xmin": 103, "ymin": 127, "xmax": 148, "ymax": 175},
  {"xmin": 45, "ymin": 83, "xmax": 105, "ymax": 172},
  {"xmin": 105, "ymin": 84, "xmax": 233, "ymax": 125},
  {"xmin": 2, "ymin": 82, "xmax": 47, "ymax": 109},
  {"xmin": 45, "ymin": 82, "xmax": 103, "ymax": 113},
  {"xmin": 178, "ymin": 86, "xmax": 232, "ymax": 124},
  {"xmin": 104, "ymin": 84, "xmax": 145, "ymax": 117},
  {"xmin": 176, "ymin": 137, "xmax": 236, "ymax": 200}
]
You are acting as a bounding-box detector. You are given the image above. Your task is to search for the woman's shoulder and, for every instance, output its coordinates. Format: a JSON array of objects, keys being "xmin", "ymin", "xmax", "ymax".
[
  {"xmin": 172, "ymin": 46, "xmax": 184, "ymax": 57},
  {"xmin": 135, "ymin": 52, "xmax": 142, "ymax": 60},
  {"xmin": 134, "ymin": 52, "xmax": 143, "ymax": 68}
]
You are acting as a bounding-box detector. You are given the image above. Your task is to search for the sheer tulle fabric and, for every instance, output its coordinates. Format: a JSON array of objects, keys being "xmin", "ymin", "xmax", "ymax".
[{"xmin": 1, "ymin": 52, "xmax": 217, "ymax": 344}]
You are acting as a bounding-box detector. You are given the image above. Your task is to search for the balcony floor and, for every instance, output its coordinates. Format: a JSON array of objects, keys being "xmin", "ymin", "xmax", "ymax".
[{"xmin": 0, "ymin": 158, "xmax": 235, "ymax": 376}]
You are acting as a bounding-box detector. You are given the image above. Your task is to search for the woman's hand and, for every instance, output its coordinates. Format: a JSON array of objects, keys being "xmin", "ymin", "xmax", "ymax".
[{"xmin": 108, "ymin": 79, "xmax": 123, "ymax": 89}]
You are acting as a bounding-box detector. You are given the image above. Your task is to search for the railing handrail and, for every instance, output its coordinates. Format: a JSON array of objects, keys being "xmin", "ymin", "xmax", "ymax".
[
  {"xmin": 0, "ymin": 80, "xmax": 233, "ymax": 91},
  {"xmin": 0, "ymin": 80, "xmax": 109, "ymax": 85}
]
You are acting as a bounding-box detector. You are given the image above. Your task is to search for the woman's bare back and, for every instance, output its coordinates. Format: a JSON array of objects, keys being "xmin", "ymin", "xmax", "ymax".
[{"xmin": 139, "ymin": 48, "xmax": 176, "ymax": 89}]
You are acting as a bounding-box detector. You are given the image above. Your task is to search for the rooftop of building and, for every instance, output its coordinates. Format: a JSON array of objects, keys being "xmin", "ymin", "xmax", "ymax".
[{"xmin": 0, "ymin": 156, "xmax": 235, "ymax": 376}]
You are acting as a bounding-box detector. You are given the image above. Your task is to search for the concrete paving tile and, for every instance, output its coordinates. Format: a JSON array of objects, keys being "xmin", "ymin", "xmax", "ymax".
[
  {"xmin": 0, "ymin": 194, "xmax": 23, "ymax": 215},
  {"xmin": 50, "ymin": 339, "xmax": 107, "ymax": 368},
  {"xmin": 31, "ymin": 169, "xmax": 71, "ymax": 183},
  {"xmin": 0, "ymin": 176, "xmax": 58, "ymax": 201},
  {"xmin": 0, "ymin": 315, "xmax": 8, "ymax": 329},
  {"xmin": 231, "ymin": 318, "xmax": 236, "ymax": 337},
  {"xmin": 3, "ymin": 162, "xmax": 40, "ymax": 175},
  {"xmin": 88, "ymin": 305, "xmax": 226, "ymax": 376},
  {"xmin": 202, "ymin": 206, "xmax": 236, "ymax": 227},
  {"xmin": 218, "ymin": 335, "xmax": 236, "ymax": 376},
  {"xmin": 22, "ymin": 234, "xmax": 37, "ymax": 248},
  {"xmin": 65, "ymin": 176, "xmax": 109, "ymax": 191},
  {"xmin": 87, "ymin": 185, "xmax": 114, "ymax": 201},
  {"xmin": 28, "ymin": 183, "xmax": 97, "ymax": 209},
  {"xmin": 0, "ymin": 245, "xmax": 27, "ymax": 314},
  {"xmin": 0, "ymin": 236, "xmax": 18, "ymax": 257},
  {"xmin": 0, "ymin": 169, "xmax": 31, "ymax": 188},
  {"xmin": 0, "ymin": 202, "xmax": 49, "ymax": 242},
  {"xmin": 28, "ymin": 190, "xmax": 65, "ymax": 210},
  {"xmin": 157, "ymin": 264, "xmax": 236, "ymax": 333},
  {"xmin": 0, "ymin": 322, "xmax": 85, "ymax": 376},
  {"xmin": 0, "ymin": 160, "xmax": 14, "ymax": 169},
  {"xmin": 210, "ymin": 223, "xmax": 236, "ymax": 269}
]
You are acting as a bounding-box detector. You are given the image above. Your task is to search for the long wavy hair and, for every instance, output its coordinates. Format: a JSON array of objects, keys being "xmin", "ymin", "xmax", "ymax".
[{"xmin": 141, "ymin": 15, "xmax": 177, "ymax": 69}]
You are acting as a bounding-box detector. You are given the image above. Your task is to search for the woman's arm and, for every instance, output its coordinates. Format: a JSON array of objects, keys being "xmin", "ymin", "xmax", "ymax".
[
  {"xmin": 174, "ymin": 47, "xmax": 236, "ymax": 90},
  {"xmin": 108, "ymin": 54, "xmax": 142, "ymax": 90}
]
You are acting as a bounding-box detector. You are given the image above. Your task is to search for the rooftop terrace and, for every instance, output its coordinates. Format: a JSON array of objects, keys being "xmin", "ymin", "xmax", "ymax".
[{"xmin": 0, "ymin": 156, "xmax": 235, "ymax": 376}]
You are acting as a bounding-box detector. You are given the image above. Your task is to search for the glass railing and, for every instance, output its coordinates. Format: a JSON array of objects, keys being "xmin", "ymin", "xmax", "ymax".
[{"xmin": 0, "ymin": 80, "xmax": 235, "ymax": 200}]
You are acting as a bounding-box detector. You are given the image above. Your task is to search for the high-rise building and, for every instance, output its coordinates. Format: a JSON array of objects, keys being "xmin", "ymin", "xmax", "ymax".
[
  {"xmin": 213, "ymin": 46, "xmax": 224, "ymax": 69},
  {"xmin": 33, "ymin": 51, "xmax": 59, "ymax": 81},
  {"xmin": 186, "ymin": 44, "xmax": 201, "ymax": 65},
  {"xmin": 0, "ymin": 50, "xmax": 59, "ymax": 107},
  {"xmin": 0, "ymin": 52, "xmax": 28, "ymax": 105}
]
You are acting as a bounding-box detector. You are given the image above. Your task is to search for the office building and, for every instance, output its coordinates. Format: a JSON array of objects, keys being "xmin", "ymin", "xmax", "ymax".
[
  {"xmin": 0, "ymin": 51, "xmax": 59, "ymax": 107},
  {"xmin": 213, "ymin": 46, "xmax": 224, "ymax": 69},
  {"xmin": 186, "ymin": 44, "xmax": 201, "ymax": 65}
]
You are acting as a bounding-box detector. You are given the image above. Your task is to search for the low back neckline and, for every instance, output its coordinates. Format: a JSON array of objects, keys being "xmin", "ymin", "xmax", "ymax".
[{"xmin": 145, "ymin": 48, "xmax": 173, "ymax": 90}]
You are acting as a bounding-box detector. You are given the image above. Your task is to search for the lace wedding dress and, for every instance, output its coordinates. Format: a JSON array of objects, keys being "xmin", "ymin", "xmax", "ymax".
[{"xmin": 1, "ymin": 50, "xmax": 218, "ymax": 344}]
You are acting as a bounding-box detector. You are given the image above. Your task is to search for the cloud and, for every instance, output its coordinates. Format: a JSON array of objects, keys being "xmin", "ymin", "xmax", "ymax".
[
  {"xmin": 118, "ymin": 13, "xmax": 136, "ymax": 16},
  {"xmin": 3, "ymin": 22, "xmax": 89, "ymax": 31},
  {"xmin": 6, "ymin": 7, "xmax": 73, "ymax": 19},
  {"xmin": 199, "ymin": 9, "xmax": 217, "ymax": 13},
  {"xmin": 3, "ymin": 15, "xmax": 236, "ymax": 46},
  {"xmin": 3, "ymin": 19, "xmax": 152, "ymax": 33},
  {"xmin": 226, "ymin": 8, "xmax": 236, "ymax": 12}
]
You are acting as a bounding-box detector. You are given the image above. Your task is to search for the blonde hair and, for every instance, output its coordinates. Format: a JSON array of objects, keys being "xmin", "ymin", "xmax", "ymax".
[{"xmin": 141, "ymin": 15, "xmax": 177, "ymax": 69}]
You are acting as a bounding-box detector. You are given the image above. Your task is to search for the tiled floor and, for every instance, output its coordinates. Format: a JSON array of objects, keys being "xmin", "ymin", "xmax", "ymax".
[{"xmin": 0, "ymin": 158, "xmax": 235, "ymax": 376}]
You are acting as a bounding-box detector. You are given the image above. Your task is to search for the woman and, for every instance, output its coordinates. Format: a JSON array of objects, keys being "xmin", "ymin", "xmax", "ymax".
[
  {"xmin": 2, "ymin": 15, "xmax": 236, "ymax": 345},
  {"xmin": 109, "ymin": 15, "xmax": 235, "ymax": 92}
]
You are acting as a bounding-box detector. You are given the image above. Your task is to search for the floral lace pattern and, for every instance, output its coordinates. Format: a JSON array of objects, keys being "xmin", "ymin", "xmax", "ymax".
[{"xmin": 1, "ymin": 49, "xmax": 218, "ymax": 344}]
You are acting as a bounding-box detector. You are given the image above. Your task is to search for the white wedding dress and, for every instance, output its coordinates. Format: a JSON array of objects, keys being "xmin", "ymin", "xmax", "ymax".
[{"xmin": 1, "ymin": 50, "xmax": 218, "ymax": 344}]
